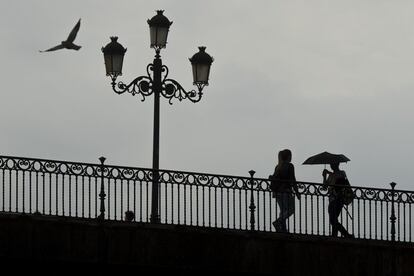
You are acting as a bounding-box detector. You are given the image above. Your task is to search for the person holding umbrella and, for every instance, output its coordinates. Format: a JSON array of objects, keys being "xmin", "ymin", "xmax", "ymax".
[
  {"xmin": 270, "ymin": 149, "xmax": 300, "ymax": 233},
  {"xmin": 323, "ymin": 162, "xmax": 354, "ymax": 238},
  {"xmin": 303, "ymin": 152, "xmax": 353, "ymax": 238}
]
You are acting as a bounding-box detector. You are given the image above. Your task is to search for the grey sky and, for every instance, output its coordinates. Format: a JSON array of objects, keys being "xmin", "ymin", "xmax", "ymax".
[{"xmin": 0, "ymin": 0, "xmax": 413, "ymax": 191}]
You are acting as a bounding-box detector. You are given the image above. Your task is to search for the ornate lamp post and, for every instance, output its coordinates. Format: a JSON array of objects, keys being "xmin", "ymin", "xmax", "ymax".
[{"xmin": 102, "ymin": 10, "xmax": 213, "ymax": 223}]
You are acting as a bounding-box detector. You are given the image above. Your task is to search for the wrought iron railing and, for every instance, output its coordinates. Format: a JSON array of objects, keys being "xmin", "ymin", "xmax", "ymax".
[{"xmin": 0, "ymin": 155, "xmax": 412, "ymax": 242}]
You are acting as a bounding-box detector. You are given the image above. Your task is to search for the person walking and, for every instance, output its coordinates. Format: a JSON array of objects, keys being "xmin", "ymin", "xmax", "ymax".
[
  {"xmin": 323, "ymin": 162, "xmax": 353, "ymax": 238},
  {"xmin": 270, "ymin": 149, "xmax": 300, "ymax": 233}
]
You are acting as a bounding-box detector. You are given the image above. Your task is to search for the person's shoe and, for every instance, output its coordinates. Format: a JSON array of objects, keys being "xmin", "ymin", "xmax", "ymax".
[
  {"xmin": 344, "ymin": 233, "xmax": 354, "ymax": 238},
  {"xmin": 279, "ymin": 225, "xmax": 288, "ymax": 233},
  {"xmin": 274, "ymin": 220, "xmax": 287, "ymax": 233},
  {"xmin": 272, "ymin": 220, "xmax": 284, "ymax": 232}
]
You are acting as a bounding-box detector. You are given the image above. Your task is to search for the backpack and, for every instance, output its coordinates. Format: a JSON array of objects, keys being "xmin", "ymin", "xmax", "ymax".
[{"xmin": 334, "ymin": 176, "xmax": 355, "ymax": 205}]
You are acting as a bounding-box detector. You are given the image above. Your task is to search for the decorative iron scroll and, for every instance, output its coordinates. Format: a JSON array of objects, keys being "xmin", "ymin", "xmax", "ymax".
[{"xmin": 110, "ymin": 63, "xmax": 202, "ymax": 104}]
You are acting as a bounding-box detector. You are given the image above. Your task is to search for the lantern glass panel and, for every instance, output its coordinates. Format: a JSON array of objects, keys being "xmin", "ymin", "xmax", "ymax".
[
  {"xmin": 192, "ymin": 63, "xmax": 210, "ymax": 84},
  {"xmin": 150, "ymin": 26, "xmax": 169, "ymax": 48},
  {"xmin": 104, "ymin": 54, "xmax": 124, "ymax": 76},
  {"xmin": 112, "ymin": 54, "xmax": 124, "ymax": 75},
  {"xmin": 104, "ymin": 55, "xmax": 113, "ymax": 76}
]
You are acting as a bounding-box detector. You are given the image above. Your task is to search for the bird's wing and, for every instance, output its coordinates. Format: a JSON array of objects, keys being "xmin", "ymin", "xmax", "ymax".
[
  {"xmin": 71, "ymin": 44, "xmax": 81, "ymax": 50},
  {"xmin": 39, "ymin": 44, "xmax": 65, "ymax": 52},
  {"xmin": 66, "ymin": 19, "xmax": 81, "ymax": 43}
]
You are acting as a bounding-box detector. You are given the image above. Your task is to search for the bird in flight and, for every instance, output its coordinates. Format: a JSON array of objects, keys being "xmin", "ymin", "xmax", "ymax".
[{"xmin": 40, "ymin": 19, "xmax": 81, "ymax": 52}]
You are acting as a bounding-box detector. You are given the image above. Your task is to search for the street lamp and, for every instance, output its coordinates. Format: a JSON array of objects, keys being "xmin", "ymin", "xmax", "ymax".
[{"xmin": 101, "ymin": 10, "xmax": 213, "ymax": 223}]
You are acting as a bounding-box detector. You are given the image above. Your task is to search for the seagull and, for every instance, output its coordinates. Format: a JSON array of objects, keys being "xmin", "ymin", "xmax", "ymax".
[{"xmin": 40, "ymin": 19, "xmax": 81, "ymax": 52}]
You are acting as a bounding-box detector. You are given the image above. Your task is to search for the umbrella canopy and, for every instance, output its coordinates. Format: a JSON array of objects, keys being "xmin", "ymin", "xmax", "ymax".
[{"xmin": 303, "ymin": 151, "xmax": 350, "ymax": 165}]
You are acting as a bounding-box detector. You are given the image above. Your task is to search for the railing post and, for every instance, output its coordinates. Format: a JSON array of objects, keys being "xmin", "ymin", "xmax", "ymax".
[
  {"xmin": 98, "ymin": 157, "xmax": 106, "ymax": 220},
  {"xmin": 390, "ymin": 182, "xmax": 396, "ymax": 242},
  {"xmin": 249, "ymin": 170, "xmax": 256, "ymax": 231},
  {"xmin": 390, "ymin": 182, "xmax": 397, "ymax": 276}
]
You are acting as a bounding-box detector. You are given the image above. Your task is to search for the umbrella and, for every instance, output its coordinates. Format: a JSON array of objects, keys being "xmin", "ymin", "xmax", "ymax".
[{"xmin": 302, "ymin": 151, "xmax": 350, "ymax": 165}]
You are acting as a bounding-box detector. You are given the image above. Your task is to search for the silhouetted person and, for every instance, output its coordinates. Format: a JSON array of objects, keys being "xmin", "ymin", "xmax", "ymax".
[
  {"xmin": 270, "ymin": 149, "xmax": 299, "ymax": 233},
  {"xmin": 323, "ymin": 163, "xmax": 353, "ymax": 238},
  {"xmin": 124, "ymin": 210, "xmax": 135, "ymax": 222}
]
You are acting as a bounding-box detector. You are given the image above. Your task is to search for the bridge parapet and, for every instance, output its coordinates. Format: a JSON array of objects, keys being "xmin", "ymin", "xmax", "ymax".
[{"xmin": 0, "ymin": 154, "xmax": 412, "ymax": 242}]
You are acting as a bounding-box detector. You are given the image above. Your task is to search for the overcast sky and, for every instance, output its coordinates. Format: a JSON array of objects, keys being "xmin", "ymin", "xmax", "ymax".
[{"xmin": 0, "ymin": 0, "xmax": 413, "ymax": 191}]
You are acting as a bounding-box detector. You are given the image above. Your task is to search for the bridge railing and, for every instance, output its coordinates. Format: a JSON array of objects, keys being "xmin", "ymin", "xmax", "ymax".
[{"xmin": 0, "ymin": 155, "xmax": 412, "ymax": 242}]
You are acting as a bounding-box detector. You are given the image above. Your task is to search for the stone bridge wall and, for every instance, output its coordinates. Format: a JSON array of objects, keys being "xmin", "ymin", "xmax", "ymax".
[{"xmin": 0, "ymin": 214, "xmax": 413, "ymax": 275}]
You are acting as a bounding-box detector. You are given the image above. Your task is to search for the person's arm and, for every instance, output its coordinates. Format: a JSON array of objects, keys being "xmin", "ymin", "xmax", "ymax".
[
  {"xmin": 322, "ymin": 169, "xmax": 332, "ymax": 185},
  {"xmin": 290, "ymin": 164, "xmax": 300, "ymax": 199},
  {"xmin": 271, "ymin": 165, "xmax": 278, "ymax": 177},
  {"xmin": 269, "ymin": 165, "xmax": 278, "ymax": 192},
  {"xmin": 269, "ymin": 165, "xmax": 278, "ymax": 180}
]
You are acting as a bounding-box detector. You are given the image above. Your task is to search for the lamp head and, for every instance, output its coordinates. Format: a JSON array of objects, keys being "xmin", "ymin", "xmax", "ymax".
[
  {"xmin": 147, "ymin": 10, "xmax": 173, "ymax": 50},
  {"xmin": 101, "ymin": 36, "xmax": 127, "ymax": 79},
  {"xmin": 189, "ymin": 46, "xmax": 214, "ymax": 88}
]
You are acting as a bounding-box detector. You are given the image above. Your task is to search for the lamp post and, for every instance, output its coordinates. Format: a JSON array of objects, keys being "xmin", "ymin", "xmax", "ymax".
[{"xmin": 101, "ymin": 10, "xmax": 213, "ymax": 223}]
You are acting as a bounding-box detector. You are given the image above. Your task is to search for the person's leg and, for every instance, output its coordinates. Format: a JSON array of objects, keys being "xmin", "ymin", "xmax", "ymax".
[
  {"xmin": 286, "ymin": 193, "xmax": 295, "ymax": 217},
  {"xmin": 275, "ymin": 193, "xmax": 289, "ymax": 232},
  {"xmin": 273, "ymin": 194, "xmax": 281, "ymax": 230},
  {"xmin": 329, "ymin": 199, "xmax": 352, "ymax": 237},
  {"xmin": 273, "ymin": 193, "xmax": 281, "ymax": 230},
  {"xmin": 285, "ymin": 193, "xmax": 295, "ymax": 232},
  {"xmin": 328, "ymin": 200, "xmax": 339, "ymax": 237},
  {"xmin": 337, "ymin": 223, "xmax": 352, "ymax": 237},
  {"xmin": 335, "ymin": 201, "xmax": 353, "ymax": 238}
]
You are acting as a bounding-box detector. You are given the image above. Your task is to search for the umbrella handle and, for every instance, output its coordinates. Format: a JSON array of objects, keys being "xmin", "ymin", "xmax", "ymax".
[{"xmin": 343, "ymin": 206, "xmax": 353, "ymax": 220}]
